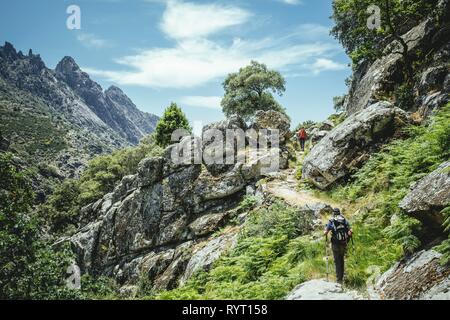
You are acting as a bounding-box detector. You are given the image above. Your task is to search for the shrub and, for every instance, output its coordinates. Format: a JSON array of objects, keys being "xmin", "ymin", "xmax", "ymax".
[
  {"xmin": 395, "ymin": 83, "xmax": 415, "ymax": 110},
  {"xmin": 243, "ymin": 202, "xmax": 312, "ymax": 240},
  {"xmin": 38, "ymin": 179, "xmax": 80, "ymax": 234}
]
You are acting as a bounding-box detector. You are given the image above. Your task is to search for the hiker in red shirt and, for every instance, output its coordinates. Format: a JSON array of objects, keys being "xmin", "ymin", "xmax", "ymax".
[{"xmin": 297, "ymin": 127, "xmax": 307, "ymax": 151}]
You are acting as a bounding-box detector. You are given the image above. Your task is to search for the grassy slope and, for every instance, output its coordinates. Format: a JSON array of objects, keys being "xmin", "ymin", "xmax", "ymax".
[{"xmin": 150, "ymin": 104, "xmax": 449, "ymax": 300}]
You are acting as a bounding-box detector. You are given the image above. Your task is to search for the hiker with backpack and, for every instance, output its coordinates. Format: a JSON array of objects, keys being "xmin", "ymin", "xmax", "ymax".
[
  {"xmin": 297, "ymin": 127, "xmax": 307, "ymax": 151},
  {"xmin": 324, "ymin": 208, "xmax": 353, "ymax": 284}
]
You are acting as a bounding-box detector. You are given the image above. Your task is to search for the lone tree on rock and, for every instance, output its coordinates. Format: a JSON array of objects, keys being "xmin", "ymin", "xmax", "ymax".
[
  {"xmin": 221, "ymin": 61, "xmax": 286, "ymax": 121},
  {"xmin": 155, "ymin": 103, "xmax": 191, "ymax": 148}
]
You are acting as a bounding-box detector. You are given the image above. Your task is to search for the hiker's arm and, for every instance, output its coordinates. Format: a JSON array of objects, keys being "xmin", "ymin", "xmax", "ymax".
[
  {"xmin": 346, "ymin": 221, "xmax": 353, "ymax": 237},
  {"xmin": 324, "ymin": 222, "xmax": 331, "ymax": 236}
]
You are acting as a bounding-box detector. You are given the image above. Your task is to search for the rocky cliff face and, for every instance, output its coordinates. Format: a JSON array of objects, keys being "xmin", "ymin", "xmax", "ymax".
[
  {"xmin": 67, "ymin": 111, "xmax": 291, "ymax": 291},
  {"xmin": 344, "ymin": 1, "xmax": 450, "ymax": 117},
  {"xmin": 0, "ymin": 42, "xmax": 159, "ymax": 197},
  {"xmin": 400, "ymin": 161, "xmax": 450, "ymax": 243},
  {"xmin": 297, "ymin": 4, "xmax": 450, "ymax": 300},
  {"xmin": 303, "ymin": 1, "xmax": 449, "ymax": 189},
  {"xmin": 55, "ymin": 57, "xmax": 158, "ymax": 144},
  {"xmin": 302, "ymin": 101, "xmax": 409, "ymax": 189},
  {"xmin": 370, "ymin": 249, "xmax": 450, "ymax": 300}
]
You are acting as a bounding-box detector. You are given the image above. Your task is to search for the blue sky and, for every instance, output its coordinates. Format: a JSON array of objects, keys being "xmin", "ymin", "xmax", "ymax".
[{"xmin": 0, "ymin": 0, "xmax": 351, "ymax": 128}]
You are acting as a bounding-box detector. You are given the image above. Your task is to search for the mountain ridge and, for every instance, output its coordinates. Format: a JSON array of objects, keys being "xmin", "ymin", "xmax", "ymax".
[{"xmin": 0, "ymin": 41, "xmax": 159, "ymax": 199}]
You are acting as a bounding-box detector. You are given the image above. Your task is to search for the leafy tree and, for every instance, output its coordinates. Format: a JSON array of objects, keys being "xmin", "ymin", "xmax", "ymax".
[
  {"xmin": 0, "ymin": 152, "xmax": 78, "ymax": 299},
  {"xmin": 331, "ymin": 0, "xmax": 438, "ymax": 81},
  {"xmin": 333, "ymin": 95, "xmax": 347, "ymax": 113},
  {"xmin": 154, "ymin": 103, "xmax": 191, "ymax": 148},
  {"xmin": 221, "ymin": 61, "xmax": 286, "ymax": 121}
]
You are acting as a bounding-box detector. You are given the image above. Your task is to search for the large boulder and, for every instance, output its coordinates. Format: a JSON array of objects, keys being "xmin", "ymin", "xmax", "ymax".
[
  {"xmin": 251, "ymin": 110, "xmax": 292, "ymax": 170},
  {"xmin": 286, "ymin": 279, "xmax": 360, "ymax": 300},
  {"xmin": 251, "ymin": 110, "xmax": 291, "ymax": 144},
  {"xmin": 194, "ymin": 164, "xmax": 246, "ymax": 201},
  {"xmin": 416, "ymin": 48, "xmax": 450, "ymax": 118},
  {"xmin": 112, "ymin": 240, "xmax": 196, "ymax": 291},
  {"xmin": 202, "ymin": 115, "xmax": 247, "ymax": 176},
  {"xmin": 370, "ymin": 250, "xmax": 450, "ymax": 300},
  {"xmin": 418, "ymin": 66, "xmax": 449, "ymax": 96},
  {"xmin": 201, "ymin": 111, "xmax": 291, "ymax": 176},
  {"xmin": 302, "ymin": 102, "xmax": 409, "ymax": 189},
  {"xmin": 180, "ymin": 232, "xmax": 238, "ymax": 285},
  {"xmin": 345, "ymin": 20, "xmax": 435, "ymax": 115},
  {"xmin": 310, "ymin": 130, "xmax": 329, "ymax": 145},
  {"xmin": 399, "ymin": 161, "xmax": 450, "ymax": 230}
]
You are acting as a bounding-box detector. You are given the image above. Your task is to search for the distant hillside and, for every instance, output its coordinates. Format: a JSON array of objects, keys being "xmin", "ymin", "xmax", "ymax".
[{"xmin": 0, "ymin": 42, "xmax": 159, "ymax": 200}]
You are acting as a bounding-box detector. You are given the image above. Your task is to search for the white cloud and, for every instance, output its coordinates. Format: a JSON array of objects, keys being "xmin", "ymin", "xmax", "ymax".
[
  {"xmin": 279, "ymin": 0, "xmax": 302, "ymax": 5},
  {"xmin": 85, "ymin": 1, "xmax": 347, "ymax": 88},
  {"xmin": 160, "ymin": 0, "xmax": 251, "ymax": 39},
  {"xmin": 181, "ymin": 96, "xmax": 222, "ymax": 109},
  {"xmin": 292, "ymin": 24, "xmax": 330, "ymax": 38},
  {"xmin": 77, "ymin": 33, "xmax": 110, "ymax": 48},
  {"xmin": 85, "ymin": 38, "xmax": 339, "ymax": 88},
  {"xmin": 308, "ymin": 58, "xmax": 347, "ymax": 75},
  {"xmin": 76, "ymin": 33, "xmax": 110, "ymax": 49}
]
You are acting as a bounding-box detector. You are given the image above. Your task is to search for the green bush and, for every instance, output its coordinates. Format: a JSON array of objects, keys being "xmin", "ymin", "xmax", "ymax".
[
  {"xmin": 38, "ymin": 179, "xmax": 81, "ymax": 234},
  {"xmin": 80, "ymin": 275, "xmax": 119, "ymax": 300},
  {"xmin": 243, "ymin": 202, "xmax": 312, "ymax": 240}
]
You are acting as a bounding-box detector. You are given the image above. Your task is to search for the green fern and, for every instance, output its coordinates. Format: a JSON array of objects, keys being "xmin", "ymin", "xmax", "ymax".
[{"xmin": 435, "ymin": 206, "xmax": 450, "ymax": 266}]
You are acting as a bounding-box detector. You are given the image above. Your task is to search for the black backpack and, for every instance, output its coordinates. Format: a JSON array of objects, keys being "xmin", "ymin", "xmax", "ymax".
[{"xmin": 330, "ymin": 215, "xmax": 349, "ymax": 243}]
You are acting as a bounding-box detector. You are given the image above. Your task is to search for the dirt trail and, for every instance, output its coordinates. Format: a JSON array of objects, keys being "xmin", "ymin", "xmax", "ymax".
[{"xmin": 263, "ymin": 152, "xmax": 338, "ymax": 209}]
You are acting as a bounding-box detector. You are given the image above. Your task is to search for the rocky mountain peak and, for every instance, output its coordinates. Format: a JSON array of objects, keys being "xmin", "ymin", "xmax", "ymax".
[
  {"xmin": 0, "ymin": 42, "xmax": 46, "ymax": 76},
  {"xmin": 105, "ymin": 85, "xmax": 132, "ymax": 105},
  {"xmin": 106, "ymin": 85, "xmax": 124, "ymax": 94},
  {"xmin": 54, "ymin": 56, "xmax": 94, "ymax": 90},
  {"xmin": 55, "ymin": 56, "xmax": 81, "ymax": 74},
  {"xmin": 1, "ymin": 42, "xmax": 17, "ymax": 59}
]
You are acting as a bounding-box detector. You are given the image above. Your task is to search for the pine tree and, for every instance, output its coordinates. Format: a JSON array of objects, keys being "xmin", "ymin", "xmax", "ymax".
[{"xmin": 154, "ymin": 103, "xmax": 191, "ymax": 148}]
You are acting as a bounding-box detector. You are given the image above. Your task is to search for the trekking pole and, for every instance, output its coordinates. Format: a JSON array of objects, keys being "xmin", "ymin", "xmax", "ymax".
[
  {"xmin": 350, "ymin": 235, "xmax": 357, "ymax": 265},
  {"xmin": 325, "ymin": 235, "xmax": 329, "ymax": 281}
]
